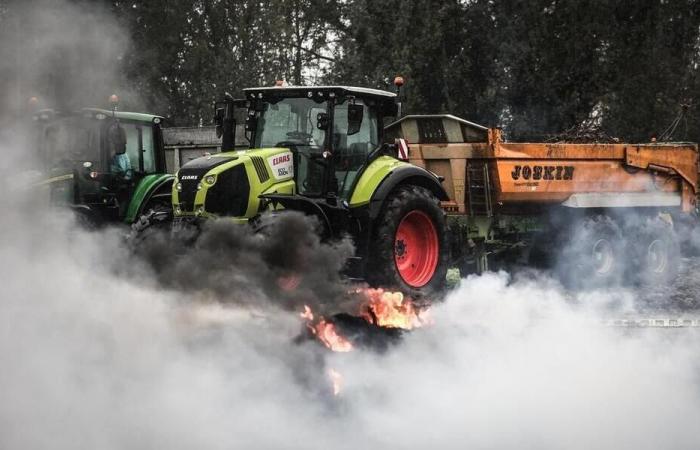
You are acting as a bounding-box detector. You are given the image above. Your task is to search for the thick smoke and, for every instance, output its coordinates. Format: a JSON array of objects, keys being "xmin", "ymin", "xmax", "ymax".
[
  {"xmin": 133, "ymin": 212, "xmax": 356, "ymax": 315},
  {"xmin": 3, "ymin": 207, "xmax": 700, "ymax": 449}
]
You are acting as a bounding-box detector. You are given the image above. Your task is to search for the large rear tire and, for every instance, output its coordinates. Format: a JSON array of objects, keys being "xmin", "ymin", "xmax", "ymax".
[
  {"xmin": 557, "ymin": 215, "xmax": 626, "ymax": 289},
  {"xmin": 631, "ymin": 217, "xmax": 680, "ymax": 286},
  {"xmin": 368, "ymin": 185, "xmax": 448, "ymax": 297}
]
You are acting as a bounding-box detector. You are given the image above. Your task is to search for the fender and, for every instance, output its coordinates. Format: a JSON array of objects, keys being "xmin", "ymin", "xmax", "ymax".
[
  {"xmin": 124, "ymin": 173, "xmax": 175, "ymax": 223},
  {"xmin": 366, "ymin": 165, "xmax": 448, "ymax": 219}
]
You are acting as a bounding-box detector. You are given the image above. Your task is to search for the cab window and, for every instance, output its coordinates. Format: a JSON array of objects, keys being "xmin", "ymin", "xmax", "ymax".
[{"xmin": 120, "ymin": 122, "xmax": 156, "ymax": 174}]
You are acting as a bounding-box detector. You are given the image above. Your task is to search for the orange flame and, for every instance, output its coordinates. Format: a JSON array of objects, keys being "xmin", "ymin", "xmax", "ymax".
[
  {"xmin": 300, "ymin": 305, "xmax": 353, "ymax": 352},
  {"xmin": 299, "ymin": 286, "xmax": 432, "ymax": 353},
  {"xmin": 300, "ymin": 305, "xmax": 314, "ymax": 321},
  {"xmin": 360, "ymin": 288, "xmax": 432, "ymax": 330},
  {"xmin": 314, "ymin": 320, "xmax": 353, "ymax": 352},
  {"xmin": 328, "ymin": 368, "xmax": 343, "ymax": 396}
]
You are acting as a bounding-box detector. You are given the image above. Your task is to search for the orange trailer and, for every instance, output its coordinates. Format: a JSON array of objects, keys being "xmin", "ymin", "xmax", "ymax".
[{"xmin": 385, "ymin": 115, "xmax": 698, "ymax": 284}]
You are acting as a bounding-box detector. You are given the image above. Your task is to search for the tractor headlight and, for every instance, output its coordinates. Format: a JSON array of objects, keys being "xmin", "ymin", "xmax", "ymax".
[
  {"xmin": 174, "ymin": 205, "xmax": 182, "ymax": 215},
  {"xmin": 176, "ymin": 182, "xmax": 182, "ymax": 192},
  {"xmin": 204, "ymin": 174, "xmax": 217, "ymax": 186}
]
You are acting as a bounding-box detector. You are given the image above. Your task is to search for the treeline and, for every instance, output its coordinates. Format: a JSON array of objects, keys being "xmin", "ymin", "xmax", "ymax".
[{"xmin": 3, "ymin": 0, "xmax": 700, "ymax": 142}]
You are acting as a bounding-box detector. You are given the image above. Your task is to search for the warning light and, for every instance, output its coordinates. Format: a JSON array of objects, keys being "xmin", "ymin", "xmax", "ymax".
[
  {"xmin": 28, "ymin": 97, "xmax": 39, "ymax": 109},
  {"xmin": 274, "ymin": 80, "xmax": 287, "ymax": 87},
  {"xmin": 393, "ymin": 76, "xmax": 404, "ymax": 88},
  {"xmin": 109, "ymin": 94, "xmax": 119, "ymax": 106}
]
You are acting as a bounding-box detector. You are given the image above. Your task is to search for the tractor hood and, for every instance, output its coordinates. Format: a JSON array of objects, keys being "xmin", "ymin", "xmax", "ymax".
[{"xmin": 173, "ymin": 148, "xmax": 296, "ymax": 219}]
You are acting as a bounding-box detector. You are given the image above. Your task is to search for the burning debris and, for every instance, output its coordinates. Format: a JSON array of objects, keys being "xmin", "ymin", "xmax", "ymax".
[
  {"xmin": 311, "ymin": 320, "xmax": 354, "ymax": 353},
  {"xmin": 300, "ymin": 287, "xmax": 433, "ymax": 353},
  {"xmin": 299, "ymin": 288, "xmax": 433, "ymax": 396},
  {"xmin": 359, "ymin": 288, "xmax": 433, "ymax": 330}
]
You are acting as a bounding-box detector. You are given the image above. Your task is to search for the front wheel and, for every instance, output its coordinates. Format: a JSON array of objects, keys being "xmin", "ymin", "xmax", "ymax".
[
  {"xmin": 127, "ymin": 204, "xmax": 173, "ymax": 250},
  {"xmin": 368, "ymin": 185, "xmax": 448, "ymax": 297}
]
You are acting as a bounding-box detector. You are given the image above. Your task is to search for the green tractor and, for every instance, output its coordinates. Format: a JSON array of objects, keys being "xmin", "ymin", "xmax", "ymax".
[
  {"xmin": 32, "ymin": 97, "xmax": 175, "ymax": 227},
  {"xmin": 167, "ymin": 84, "xmax": 450, "ymax": 294}
]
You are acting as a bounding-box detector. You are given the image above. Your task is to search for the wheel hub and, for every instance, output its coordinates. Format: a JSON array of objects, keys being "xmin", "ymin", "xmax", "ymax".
[
  {"xmin": 394, "ymin": 210, "xmax": 439, "ymax": 288},
  {"xmin": 395, "ymin": 239, "xmax": 407, "ymax": 258},
  {"xmin": 647, "ymin": 239, "xmax": 668, "ymax": 273},
  {"xmin": 591, "ymin": 238, "xmax": 614, "ymax": 275}
]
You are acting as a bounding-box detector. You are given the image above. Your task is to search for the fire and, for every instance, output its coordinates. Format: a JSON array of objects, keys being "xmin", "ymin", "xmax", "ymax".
[
  {"xmin": 328, "ymin": 368, "xmax": 343, "ymax": 396},
  {"xmin": 299, "ymin": 288, "xmax": 431, "ymax": 352},
  {"xmin": 299, "ymin": 305, "xmax": 314, "ymax": 321},
  {"xmin": 313, "ymin": 320, "xmax": 354, "ymax": 352},
  {"xmin": 360, "ymin": 288, "xmax": 432, "ymax": 330},
  {"xmin": 300, "ymin": 305, "xmax": 353, "ymax": 352}
]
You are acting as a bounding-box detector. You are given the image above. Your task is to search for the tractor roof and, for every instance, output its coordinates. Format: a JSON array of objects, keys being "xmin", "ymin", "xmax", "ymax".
[
  {"xmin": 34, "ymin": 108, "xmax": 164, "ymax": 124},
  {"xmin": 80, "ymin": 108, "xmax": 164, "ymax": 123},
  {"xmin": 243, "ymin": 85, "xmax": 396, "ymax": 101}
]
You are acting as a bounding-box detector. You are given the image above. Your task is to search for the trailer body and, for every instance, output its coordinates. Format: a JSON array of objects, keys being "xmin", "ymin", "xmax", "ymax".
[{"xmin": 385, "ymin": 115, "xmax": 698, "ymax": 275}]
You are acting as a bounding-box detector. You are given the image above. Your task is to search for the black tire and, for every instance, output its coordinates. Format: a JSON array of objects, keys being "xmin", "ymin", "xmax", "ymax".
[
  {"xmin": 128, "ymin": 204, "xmax": 173, "ymax": 249},
  {"xmin": 630, "ymin": 217, "xmax": 680, "ymax": 286},
  {"xmin": 557, "ymin": 215, "xmax": 626, "ymax": 289},
  {"xmin": 367, "ymin": 185, "xmax": 448, "ymax": 297},
  {"xmin": 74, "ymin": 210, "xmax": 100, "ymax": 230}
]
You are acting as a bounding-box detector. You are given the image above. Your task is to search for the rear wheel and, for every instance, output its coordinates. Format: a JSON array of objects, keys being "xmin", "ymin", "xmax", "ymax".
[
  {"xmin": 557, "ymin": 215, "xmax": 625, "ymax": 289},
  {"xmin": 368, "ymin": 185, "xmax": 448, "ymax": 297},
  {"xmin": 632, "ymin": 217, "xmax": 680, "ymax": 285}
]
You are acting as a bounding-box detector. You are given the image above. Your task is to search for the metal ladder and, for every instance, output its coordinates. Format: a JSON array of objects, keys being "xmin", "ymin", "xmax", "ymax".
[{"xmin": 467, "ymin": 161, "xmax": 493, "ymax": 217}]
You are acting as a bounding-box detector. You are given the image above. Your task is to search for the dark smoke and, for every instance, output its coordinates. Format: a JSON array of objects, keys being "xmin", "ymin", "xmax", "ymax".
[{"xmin": 132, "ymin": 212, "xmax": 356, "ymax": 315}]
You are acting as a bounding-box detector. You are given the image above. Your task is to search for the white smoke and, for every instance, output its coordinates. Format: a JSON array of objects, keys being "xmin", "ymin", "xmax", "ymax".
[{"xmin": 2, "ymin": 208, "xmax": 700, "ymax": 449}]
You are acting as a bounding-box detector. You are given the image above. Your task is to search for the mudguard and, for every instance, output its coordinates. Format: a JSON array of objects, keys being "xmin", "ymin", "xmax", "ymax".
[
  {"xmin": 351, "ymin": 158, "xmax": 448, "ymax": 219},
  {"xmin": 124, "ymin": 174, "xmax": 175, "ymax": 223}
]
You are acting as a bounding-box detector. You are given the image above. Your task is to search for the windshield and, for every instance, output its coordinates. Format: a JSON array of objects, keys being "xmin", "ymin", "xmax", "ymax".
[
  {"xmin": 255, "ymin": 98, "xmax": 328, "ymax": 195},
  {"xmin": 43, "ymin": 117, "xmax": 100, "ymax": 171},
  {"xmin": 254, "ymin": 98, "xmax": 327, "ymax": 148}
]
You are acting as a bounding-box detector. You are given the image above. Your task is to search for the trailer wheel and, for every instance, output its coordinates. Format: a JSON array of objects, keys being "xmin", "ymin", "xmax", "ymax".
[
  {"xmin": 368, "ymin": 185, "xmax": 448, "ymax": 297},
  {"xmin": 632, "ymin": 217, "xmax": 680, "ymax": 285},
  {"xmin": 558, "ymin": 215, "xmax": 625, "ymax": 288}
]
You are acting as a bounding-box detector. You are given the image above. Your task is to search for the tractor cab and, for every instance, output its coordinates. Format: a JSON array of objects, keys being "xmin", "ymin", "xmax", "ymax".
[
  {"xmin": 237, "ymin": 86, "xmax": 398, "ymax": 200},
  {"xmin": 35, "ymin": 106, "xmax": 168, "ymax": 224}
]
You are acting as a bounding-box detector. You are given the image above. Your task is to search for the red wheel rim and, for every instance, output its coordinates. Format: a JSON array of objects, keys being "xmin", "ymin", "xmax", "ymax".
[{"xmin": 394, "ymin": 210, "xmax": 439, "ymax": 287}]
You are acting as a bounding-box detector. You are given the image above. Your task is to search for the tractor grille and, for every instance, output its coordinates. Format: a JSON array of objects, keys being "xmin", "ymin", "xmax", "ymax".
[
  {"xmin": 177, "ymin": 156, "xmax": 237, "ymax": 212},
  {"xmin": 178, "ymin": 178, "xmax": 199, "ymax": 211},
  {"xmin": 205, "ymin": 164, "xmax": 250, "ymax": 217},
  {"xmin": 250, "ymin": 156, "xmax": 270, "ymax": 183}
]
